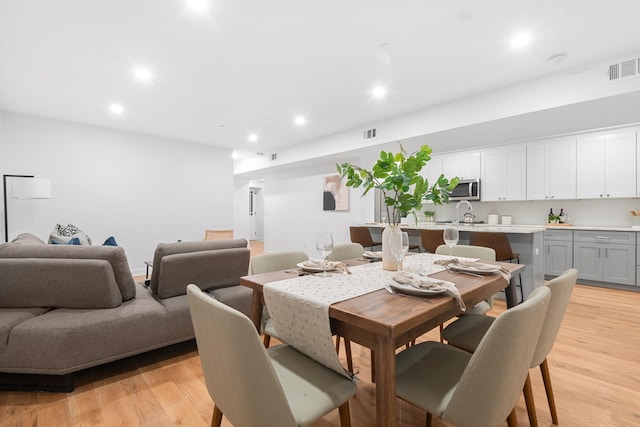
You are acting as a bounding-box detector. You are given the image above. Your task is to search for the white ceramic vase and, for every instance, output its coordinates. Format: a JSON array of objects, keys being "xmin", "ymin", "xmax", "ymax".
[{"xmin": 382, "ymin": 224, "xmax": 401, "ymax": 271}]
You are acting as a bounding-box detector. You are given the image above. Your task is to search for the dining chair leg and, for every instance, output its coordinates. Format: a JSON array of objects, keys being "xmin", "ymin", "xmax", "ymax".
[
  {"xmin": 338, "ymin": 402, "xmax": 352, "ymax": 427},
  {"xmin": 523, "ymin": 372, "xmax": 539, "ymax": 427},
  {"xmin": 344, "ymin": 339, "xmax": 354, "ymax": 373},
  {"xmin": 263, "ymin": 334, "xmax": 271, "ymax": 348},
  {"xmin": 425, "ymin": 412, "xmax": 432, "ymax": 427},
  {"xmin": 540, "ymin": 358, "xmax": 559, "ymax": 424},
  {"xmin": 506, "ymin": 408, "xmax": 518, "ymax": 427},
  {"xmin": 211, "ymin": 405, "xmax": 223, "ymax": 427}
]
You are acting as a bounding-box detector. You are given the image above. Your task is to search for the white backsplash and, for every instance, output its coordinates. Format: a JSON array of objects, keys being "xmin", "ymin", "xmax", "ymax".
[{"xmin": 425, "ymin": 198, "xmax": 640, "ymax": 228}]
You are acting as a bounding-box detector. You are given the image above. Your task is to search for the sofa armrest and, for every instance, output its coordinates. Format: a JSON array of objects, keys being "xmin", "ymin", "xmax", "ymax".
[{"xmin": 0, "ymin": 259, "xmax": 123, "ymax": 309}]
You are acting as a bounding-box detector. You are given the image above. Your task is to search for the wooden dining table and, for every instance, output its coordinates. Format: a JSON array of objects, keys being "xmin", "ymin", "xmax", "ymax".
[{"xmin": 240, "ymin": 257, "xmax": 524, "ymax": 427}]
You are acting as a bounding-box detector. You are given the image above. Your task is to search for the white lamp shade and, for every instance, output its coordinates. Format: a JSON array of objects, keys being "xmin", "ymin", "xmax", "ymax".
[{"xmin": 11, "ymin": 177, "xmax": 52, "ymax": 199}]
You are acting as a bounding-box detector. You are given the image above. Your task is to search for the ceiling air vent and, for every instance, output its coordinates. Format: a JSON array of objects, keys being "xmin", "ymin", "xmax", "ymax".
[
  {"xmin": 363, "ymin": 128, "xmax": 377, "ymax": 141},
  {"xmin": 608, "ymin": 57, "xmax": 639, "ymax": 82}
]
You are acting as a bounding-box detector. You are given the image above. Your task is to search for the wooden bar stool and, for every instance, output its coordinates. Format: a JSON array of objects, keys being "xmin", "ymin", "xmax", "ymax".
[
  {"xmin": 349, "ymin": 226, "xmax": 381, "ymax": 250},
  {"xmin": 420, "ymin": 228, "xmax": 445, "ymax": 253},
  {"xmin": 469, "ymin": 231, "xmax": 523, "ymax": 303}
]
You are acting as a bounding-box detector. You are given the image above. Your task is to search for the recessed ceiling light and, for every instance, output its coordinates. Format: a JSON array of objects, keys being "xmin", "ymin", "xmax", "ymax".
[
  {"xmin": 372, "ymin": 86, "xmax": 387, "ymax": 99},
  {"xmin": 108, "ymin": 103, "xmax": 125, "ymax": 115},
  {"xmin": 132, "ymin": 66, "xmax": 153, "ymax": 83},
  {"xmin": 510, "ymin": 32, "xmax": 532, "ymax": 49},
  {"xmin": 294, "ymin": 116, "xmax": 307, "ymax": 126},
  {"xmin": 248, "ymin": 133, "xmax": 258, "ymax": 142},
  {"xmin": 185, "ymin": 0, "xmax": 209, "ymax": 12}
]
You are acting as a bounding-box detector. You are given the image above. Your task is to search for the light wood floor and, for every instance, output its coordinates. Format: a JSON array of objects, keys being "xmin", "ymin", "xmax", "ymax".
[{"xmin": 2, "ymin": 241, "xmax": 639, "ymax": 426}]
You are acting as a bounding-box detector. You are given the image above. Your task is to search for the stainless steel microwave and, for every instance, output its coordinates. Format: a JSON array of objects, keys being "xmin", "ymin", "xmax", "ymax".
[{"xmin": 449, "ymin": 178, "xmax": 480, "ymax": 201}]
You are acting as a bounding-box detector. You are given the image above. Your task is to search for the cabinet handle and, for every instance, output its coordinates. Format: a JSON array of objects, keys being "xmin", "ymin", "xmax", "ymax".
[
  {"xmin": 595, "ymin": 236, "xmax": 609, "ymax": 240},
  {"xmin": 605, "ymin": 248, "xmax": 608, "ymax": 258},
  {"xmin": 598, "ymin": 248, "xmax": 601, "ymax": 258},
  {"xmin": 607, "ymin": 194, "xmax": 610, "ymax": 197}
]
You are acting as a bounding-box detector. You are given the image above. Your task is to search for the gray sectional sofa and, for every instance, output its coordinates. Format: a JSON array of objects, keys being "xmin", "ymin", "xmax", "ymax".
[{"xmin": 0, "ymin": 233, "xmax": 251, "ymax": 390}]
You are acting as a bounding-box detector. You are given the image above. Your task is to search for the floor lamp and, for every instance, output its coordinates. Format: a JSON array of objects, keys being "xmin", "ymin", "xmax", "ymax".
[{"xmin": 3, "ymin": 174, "xmax": 52, "ymax": 242}]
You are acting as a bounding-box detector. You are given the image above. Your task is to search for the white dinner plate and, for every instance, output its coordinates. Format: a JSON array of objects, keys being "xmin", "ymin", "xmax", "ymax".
[
  {"xmin": 388, "ymin": 280, "xmax": 449, "ymax": 296},
  {"xmin": 447, "ymin": 262, "xmax": 501, "ymax": 274},
  {"xmin": 363, "ymin": 251, "xmax": 383, "ymax": 259},
  {"xmin": 296, "ymin": 262, "xmax": 335, "ymax": 272}
]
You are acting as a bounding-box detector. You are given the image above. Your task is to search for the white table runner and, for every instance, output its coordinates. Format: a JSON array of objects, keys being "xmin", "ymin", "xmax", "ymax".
[{"xmin": 263, "ymin": 253, "xmax": 454, "ymax": 377}]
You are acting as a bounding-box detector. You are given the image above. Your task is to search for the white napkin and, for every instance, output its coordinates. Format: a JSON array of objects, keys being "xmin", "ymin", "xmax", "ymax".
[
  {"xmin": 392, "ymin": 271, "xmax": 466, "ymax": 311},
  {"xmin": 363, "ymin": 251, "xmax": 383, "ymax": 258},
  {"xmin": 302, "ymin": 259, "xmax": 351, "ymax": 274},
  {"xmin": 434, "ymin": 258, "xmax": 511, "ymax": 281}
]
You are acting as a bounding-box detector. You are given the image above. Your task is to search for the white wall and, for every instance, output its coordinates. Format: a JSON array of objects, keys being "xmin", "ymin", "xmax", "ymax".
[
  {"xmin": 260, "ymin": 154, "xmax": 377, "ymax": 255},
  {"xmin": 1, "ymin": 112, "xmax": 235, "ymax": 274}
]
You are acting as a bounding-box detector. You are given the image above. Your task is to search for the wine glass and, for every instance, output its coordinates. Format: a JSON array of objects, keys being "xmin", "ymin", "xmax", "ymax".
[
  {"xmin": 390, "ymin": 231, "xmax": 409, "ymax": 271},
  {"xmin": 316, "ymin": 232, "xmax": 334, "ymax": 277},
  {"xmin": 380, "ymin": 211, "xmax": 387, "ymax": 224},
  {"xmin": 443, "ymin": 227, "xmax": 459, "ymax": 256}
]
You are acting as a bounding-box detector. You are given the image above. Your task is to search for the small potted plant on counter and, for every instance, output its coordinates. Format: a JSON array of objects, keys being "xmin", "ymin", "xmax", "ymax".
[
  {"xmin": 337, "ymin": 142, "xmax": 458, "ymax": 270},
  {"xmin": 424, "ymin": 210, "xmax": 436, "ymax": 224}
]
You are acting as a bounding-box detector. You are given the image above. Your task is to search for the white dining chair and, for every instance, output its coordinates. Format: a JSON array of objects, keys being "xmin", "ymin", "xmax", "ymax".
[
  {"xmin": 395, "ymin": 286, "xmax": 551, "ymax": 427},
  {"xmin": 327, "ymin": 242, "xmax": 364, "ymax": 261},
  {"xmin": 187, "ymin": 284, "xmax": 356, "ymax": 427},
  {"xmin": 442, "ymin": 268, "xmax": 578, "ymax": 427}
]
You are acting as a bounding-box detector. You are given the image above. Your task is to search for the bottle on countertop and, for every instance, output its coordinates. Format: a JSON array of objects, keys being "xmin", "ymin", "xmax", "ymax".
[
  {"xmin": 559, "ymin": 208, "xmax": 565, "ymax": 223},
  {"xmin": 548, "ymin": 208, "xmax": 554, "ymax": 223}
]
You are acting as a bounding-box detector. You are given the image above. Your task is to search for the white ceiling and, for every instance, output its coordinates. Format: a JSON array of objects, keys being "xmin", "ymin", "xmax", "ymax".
[{"xmin": 1, "ymin": 0, "xmax": 640, "ymax": 158}]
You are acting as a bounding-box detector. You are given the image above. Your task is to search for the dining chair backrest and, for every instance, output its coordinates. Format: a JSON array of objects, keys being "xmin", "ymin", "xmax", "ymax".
[
  {"xmin": 420, "ymin": 229, "xmax": 445, "ymax": 253},
  {"xmin": 328, "ymin": 243, "xmax": 364, "ymax": 261},
  {"xmin": 187, "ymin": 285, "xmax": 298, "ymax": 427},
  {"xmin": 204, "ymin": 229, "xmax": 234, "ymax": 241},
  {"xmin": 443, "ymin": 286, "xmax": 551, "ymax": 427},
  {"xmin": 435, "ymin": 244, "xmax": 496, "ymax": 261},
  {"xmin": 349, "ymin": 226, "xmax": 380, "ymax": 249},
  {"xmin": 531, "ymin": 268, "xmax": 578, "ymax": 367},
  {"xmin": 469, "ymin": 231, "xmax": 517, "ymax": 261},
  {"xmin": 250, "ymin": 251, "xmax": 309, "ymax": 274}
]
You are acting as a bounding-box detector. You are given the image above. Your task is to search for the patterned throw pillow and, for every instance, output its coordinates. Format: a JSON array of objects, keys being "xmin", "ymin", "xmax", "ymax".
[{"xmin": 48, "ymin": 223, "xmax": 93, "ymax": 245}]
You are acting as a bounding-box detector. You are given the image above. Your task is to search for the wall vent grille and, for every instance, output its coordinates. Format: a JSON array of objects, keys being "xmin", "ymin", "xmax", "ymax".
[
  {"xmin": 608, "ymin": 57, "xmax": 639, "ymax": 81},
  {"xmin": 363, "ymin": 128, "xmax": 377, "ymax": 141}
]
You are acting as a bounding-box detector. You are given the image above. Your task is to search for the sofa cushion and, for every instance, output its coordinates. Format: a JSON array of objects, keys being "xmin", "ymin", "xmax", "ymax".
[
  {"xmin": 0, "ymin": 243, "xmax": 136, "ymax": 301},
  {"xmin": 0, "ymin": 284, "xmax": 194, "ymax": 375},
  {"xmin": 0, "ymin": 308, "xmax": 48, "ymax": 350},
  {"xmin": 149, "ymin": 238, "xmax": 250, "ymax": 298},
  {"xmin": 0, "ymin": 259, "xmax": 123, "ymax": 309},
  {"xmin": 153, "ymin": 247, "xmax": 250, "ymax": 298}
]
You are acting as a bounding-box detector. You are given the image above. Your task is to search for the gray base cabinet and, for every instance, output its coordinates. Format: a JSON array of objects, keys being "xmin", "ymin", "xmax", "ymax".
[
  {"xmin": 573, "ymin": 231, "xmax": 636, "ymax": 286},
  {"xmin": 544, "ymin": 229, "xmax": 573, "ymax": 276}
]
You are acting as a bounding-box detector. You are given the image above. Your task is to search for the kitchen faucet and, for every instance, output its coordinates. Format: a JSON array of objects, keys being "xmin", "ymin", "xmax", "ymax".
[{"xmin": 454, "ymin": 200, "xmax": 473, "ymax": 225}]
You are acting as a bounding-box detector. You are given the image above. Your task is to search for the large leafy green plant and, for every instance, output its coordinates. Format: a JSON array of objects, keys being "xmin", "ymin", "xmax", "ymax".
[{"xmin": 337, "ymin": 143, "xmax": 459, "ymax": 226}]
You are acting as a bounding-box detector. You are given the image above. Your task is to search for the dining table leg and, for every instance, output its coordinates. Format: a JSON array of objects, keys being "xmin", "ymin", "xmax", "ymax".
[
  {"xmin": 249, "ymin": 290, "xmax": 264, "ymax": 332},
  {"xmin": 374, "ymin": 333, "xmax": 396, "ymax": 427}
]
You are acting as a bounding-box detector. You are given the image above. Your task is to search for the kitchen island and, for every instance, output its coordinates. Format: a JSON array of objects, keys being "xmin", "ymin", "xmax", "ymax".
[{"xmin": 366, "ymin": 223, "xmax": 546, "ymax": 300}]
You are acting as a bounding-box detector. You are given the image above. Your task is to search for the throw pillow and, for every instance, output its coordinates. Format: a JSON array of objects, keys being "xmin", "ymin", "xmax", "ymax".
[
  {"xmin": 48, "ymin": 223, "xmax": 92, "ymax": 245},
  {"xmin": 103, "ymin": 236, "xmax": 118, "ymax": 246},
  {"xmin": 50, "ymin": 237, "xmax": 81, "ymax": 245}
]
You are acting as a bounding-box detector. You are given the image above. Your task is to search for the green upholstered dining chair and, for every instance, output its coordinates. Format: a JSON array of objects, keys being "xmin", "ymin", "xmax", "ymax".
[
  {"xmin": 395, "ymin": 286, "xmax": 551, "ymax": 427},
  {"xmin": 442, "ymin": 268, "xmax": 578, "ymax": 427},
  {"xmin": 250, "ymin": 250, "xmax": 355, "ymax": 373},
  {"xmin": 187, "ymin": 285, "xmax": 356, "ymax": 427},
  {"xmin": 250, "ymin": 251, "xmax": 309, "ymax": 347},
  {"xmin": 327, "ymin": 242, "xmax": 364, "ymax": 261}
]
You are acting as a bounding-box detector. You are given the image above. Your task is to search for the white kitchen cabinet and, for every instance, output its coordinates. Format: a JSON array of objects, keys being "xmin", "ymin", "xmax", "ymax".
[
  {"xmin": 480, "ymin": 144, "xmax": 526, "ymax": 201},
  {"xmin": 442, "ymin": 151, "xmax": 481, "ymax": 180},
  {"xmin": 527, "ymin": 137, "xmax": 576, "ymax": 200},
  {"xmin": 424, "ymin": 151, "xmax": 480, "ymax": 185},
  {"xmin": 576, "ymin": 131, "xmax": 636, "ymax": 199},
  {"xmin": 544, "ymin": 229, "xmax": 573, "ymax": 276},
  {"xmin": 573, "ymin": 230, "xmax": 636, "ymax": 286}
]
